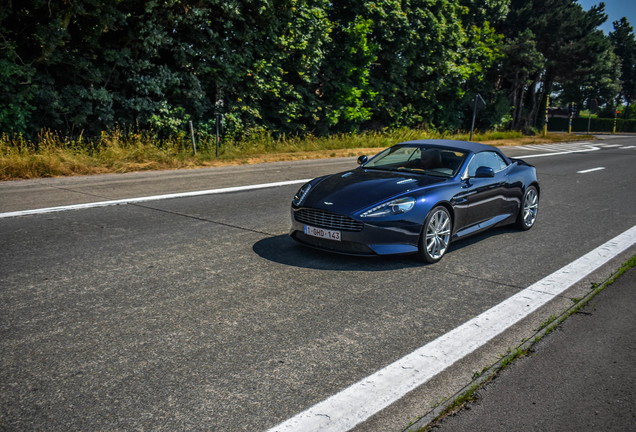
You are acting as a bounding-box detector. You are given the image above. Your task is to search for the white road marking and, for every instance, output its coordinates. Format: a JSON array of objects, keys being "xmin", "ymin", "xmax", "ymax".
[
  {"xmin": 0, "ymin": 179, "xmax": 311, "ymax": 219},
  {"xmin": 516, "ymin": 145, "xmax": 600, "ymax": 158},
  {"xmin": 598, "ymin": 144, "xmax": 622, "ymax": 148},
  {"xmin": 515, "ymin": 143, "xmax": 589, "ymax": 152},
  {"xmin": 621, "ymin": 145, "xmax": 636, "ymax": 149},
  {"xmin": 267, "ymin": 225, "xmax": 636, "ymax": 432},
  {"xmin": 577, "ymin": 167, "xmax": 605, "ymax": 174},
  {"xmin": 2, "ymin": 139, "xmax": 632, "ymax": 219}
]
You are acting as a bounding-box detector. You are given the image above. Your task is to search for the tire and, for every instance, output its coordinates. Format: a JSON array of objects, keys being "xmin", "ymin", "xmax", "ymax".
[
  {"xmin": 517, "ymin": 185, "xmax": 539, "ymax": 230},
  {"xmin": 418, "ymin": 206, "xmax": 452, "ymax": 263}
]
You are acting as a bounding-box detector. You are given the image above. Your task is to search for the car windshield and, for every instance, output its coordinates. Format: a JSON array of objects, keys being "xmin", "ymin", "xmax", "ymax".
[{"xmin": 363, "ymin": 145, "xmax": 468, "ymax": 178}]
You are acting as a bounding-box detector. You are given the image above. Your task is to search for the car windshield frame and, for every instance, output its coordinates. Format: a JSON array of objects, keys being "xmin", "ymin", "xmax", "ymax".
[{"xmin": 363, "ymin": 144, "xmax": 469, "ymax": 178}]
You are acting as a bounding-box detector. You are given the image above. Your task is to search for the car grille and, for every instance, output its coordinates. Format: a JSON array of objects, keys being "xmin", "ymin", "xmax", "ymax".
[{"xmin": 295, "ymin": 209, "xmax": 363, "ymax": 232}]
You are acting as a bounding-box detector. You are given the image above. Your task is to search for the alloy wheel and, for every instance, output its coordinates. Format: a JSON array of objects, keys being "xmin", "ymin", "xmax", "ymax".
[
  {"xmin": 522, "ymin": 187, "xmax": 539, "ymax": 228},
  {"xmin": 425, "ymin": 208, "xmax": 451, "ymax": 261}
]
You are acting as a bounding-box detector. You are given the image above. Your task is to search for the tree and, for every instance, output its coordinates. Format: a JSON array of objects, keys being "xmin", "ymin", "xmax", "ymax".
[
  {"xmin": 456, "ymin": 0, "xmax": 508, "ymax": 131},
  {"xmin": 497, "ymin": 29, "xmax": 545, "ymax": 130},
  {"xmin": 499, "ymin": 0, "xmax": 619, "ymax": 130},
  {"xmin": 609, "ymin": 17, "xmax": 636, "ymax": 118}
]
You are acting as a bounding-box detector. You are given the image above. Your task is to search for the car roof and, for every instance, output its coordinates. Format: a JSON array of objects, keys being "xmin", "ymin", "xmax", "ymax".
[{"xmin": 399, "ymin": 139, "xmax": 500, "ymax": 154}]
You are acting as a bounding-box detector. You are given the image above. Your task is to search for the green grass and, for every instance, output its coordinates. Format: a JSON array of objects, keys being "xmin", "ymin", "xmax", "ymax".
[{"xmin": 0, "ymin": 128, "xmax": 584, "ymax": 180}]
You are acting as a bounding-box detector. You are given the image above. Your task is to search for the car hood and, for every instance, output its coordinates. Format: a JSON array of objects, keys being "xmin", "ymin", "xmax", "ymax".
[{"xmin": 303, "ymin": 168, "xmax": 447, "ymax": 215}]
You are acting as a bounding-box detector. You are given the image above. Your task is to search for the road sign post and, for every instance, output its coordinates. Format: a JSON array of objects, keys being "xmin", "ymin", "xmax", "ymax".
[{"xmin": 469, "ymin": 94, "xmax": 486, "ymax": 141}]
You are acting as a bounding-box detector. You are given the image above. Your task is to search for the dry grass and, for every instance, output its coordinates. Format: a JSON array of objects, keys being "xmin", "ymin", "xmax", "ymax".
[{"xmin": 0, "ymin": 129, "xmax": 593, "ymax": 180}]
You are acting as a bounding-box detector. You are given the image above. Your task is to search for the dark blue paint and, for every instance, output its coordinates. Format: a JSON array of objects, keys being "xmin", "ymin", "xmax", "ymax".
[{"xmin": 290, "ymin": 140, "xmax": 539, "ymax": 257}]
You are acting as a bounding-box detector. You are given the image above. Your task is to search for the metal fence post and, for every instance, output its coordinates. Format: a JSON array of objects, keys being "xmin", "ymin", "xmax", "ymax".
[
  {"xmin": 215, "ymin": 114, "xmax": 222, "ymax": 157},
  {"xmin": 189, "ymin": 120, "xmax": 196, "ymax": 155},
  {"xmin": 613, "ymin": 109, "xmax": 619, "ymax": 134}
]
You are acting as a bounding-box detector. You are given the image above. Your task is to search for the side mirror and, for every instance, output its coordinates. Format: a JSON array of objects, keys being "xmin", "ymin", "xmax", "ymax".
[
  {"xmin": 357, "ymin": 155, "xmax": 368, "ymax": 165},
  {"xmin": 474, "ymin": 166, "xmax": 495, "ymax": 178}
]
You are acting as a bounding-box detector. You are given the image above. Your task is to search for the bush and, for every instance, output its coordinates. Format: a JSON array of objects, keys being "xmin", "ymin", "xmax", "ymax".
[{"xmin": 547, "ymin": 117, "xmax": 636, "ymax": 133}]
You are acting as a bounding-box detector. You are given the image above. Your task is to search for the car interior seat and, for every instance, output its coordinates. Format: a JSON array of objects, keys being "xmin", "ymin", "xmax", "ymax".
[{"xmin": 420, "ymin": 149, "xmax": 443, "ymax": 170}]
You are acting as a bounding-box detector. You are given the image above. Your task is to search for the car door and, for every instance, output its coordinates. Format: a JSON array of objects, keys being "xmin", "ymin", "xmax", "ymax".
[{"xmin": 451, "ymin": 151, "xmax": 511, "ymax": 235}]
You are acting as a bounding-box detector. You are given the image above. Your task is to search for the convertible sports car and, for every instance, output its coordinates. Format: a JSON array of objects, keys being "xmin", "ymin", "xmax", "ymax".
[{"xmin": 290, "ymin": 139, "xmax": 539, "ymax": 263}]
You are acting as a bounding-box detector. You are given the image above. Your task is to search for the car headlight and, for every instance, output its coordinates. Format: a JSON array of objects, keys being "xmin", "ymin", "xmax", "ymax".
[
  {"xmin": 361, "ymin": 197, "xmax": 416, "ymax": 217},
  {"xmin": 292, "ymin": 183, "xmax": 312, "ymax": 207}
]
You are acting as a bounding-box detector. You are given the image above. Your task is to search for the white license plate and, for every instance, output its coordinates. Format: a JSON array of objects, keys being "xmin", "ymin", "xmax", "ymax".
[{"xmin": 304, "ymin": 225, "xmax": 341, "ymax": 241}]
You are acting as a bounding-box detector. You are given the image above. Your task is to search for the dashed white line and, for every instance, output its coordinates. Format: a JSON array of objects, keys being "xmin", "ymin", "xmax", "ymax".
[
  {"xmin": 0, "ymin": 179, "xmax": 311, "ymax": 219},
  {"xmin": 577, "ymin": 167, "xmax": 605, "ymax": 174},
  {"xmin": 266, "ymin": 225, "xmax": 636, "ymax": 432}
]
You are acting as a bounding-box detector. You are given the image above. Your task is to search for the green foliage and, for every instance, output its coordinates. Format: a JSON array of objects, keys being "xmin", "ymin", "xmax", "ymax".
[
  {"xmin": 548, "ymin": 116, "xmax": 636, "ymax": 133},
  {"xmin": 149, "ymin": 103, "xmax": 191, "ymax": 139},
  {"xmin": 0, "ymin": 0, "xmax": 632, "ymax": 139},
  {"xmin": 498, "ymin": 0, "xmax": 624, "ymax": 131},
  {"xmin": 610, "ymin": 18, "xmax": 636, "ymax": 115}
]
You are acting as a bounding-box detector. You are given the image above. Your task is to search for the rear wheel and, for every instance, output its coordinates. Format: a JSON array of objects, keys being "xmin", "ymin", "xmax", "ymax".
[
  {"xmin": 418, "ymin": 206, "xmax": 452, "ymax": 263},
  {"xmin": 517, "ymin": 186, "xmax": 539, "ymax": 230}
]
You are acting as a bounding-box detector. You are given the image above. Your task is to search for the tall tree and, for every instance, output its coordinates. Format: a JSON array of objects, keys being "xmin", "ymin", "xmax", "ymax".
[
  {"xmin": 456, "ymin": 0, "xmax": 508, "ymax": 130},
  {"xmin": 609, "ymin": 17, "xmax": 636, "ymax": 118},
  {"xmin": 499, "ymin": 0, "xmax": 618, "ymax": 130}
]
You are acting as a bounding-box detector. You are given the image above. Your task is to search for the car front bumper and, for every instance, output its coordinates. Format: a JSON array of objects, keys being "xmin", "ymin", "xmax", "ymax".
[{"xmin": 290, "ymin": 208, "xmax": 422, "ymax": 256}]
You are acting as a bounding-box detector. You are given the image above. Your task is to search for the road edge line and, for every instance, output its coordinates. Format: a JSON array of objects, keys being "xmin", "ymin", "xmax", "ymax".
[
  {"xmin": 409, "ymin": 253, "xmax": 636, "ymax": 431},
  {"xmin": 0, "ymin": 179, "xmax": 310, "ymax": 219},
  {"xmin": 266, "ymin": 225, "xmax": 636, "ymax": 432}
]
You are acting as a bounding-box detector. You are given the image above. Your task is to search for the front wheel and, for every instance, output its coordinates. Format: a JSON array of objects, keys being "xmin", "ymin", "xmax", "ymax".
[
  {"xmin": 517, "ymin": 185, "xmax": 539, "ymax": 230},
  {"xmin": 418, "ymin": 206, "xmax": 452, "ymax": 263}
]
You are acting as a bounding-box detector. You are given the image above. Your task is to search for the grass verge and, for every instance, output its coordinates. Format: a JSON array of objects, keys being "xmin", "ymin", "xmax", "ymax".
[
  {"xmin": 409, "ymin": 254, "xmax": 636, "ymax": 432},
  {"xmin": 1, "ymin": 128, "xmax": 591, "ymax": 180}
]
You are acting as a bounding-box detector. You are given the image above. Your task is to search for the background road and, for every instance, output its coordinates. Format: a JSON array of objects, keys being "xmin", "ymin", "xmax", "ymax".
[{"xmin": 1, "ymin": 136, "xmax": 635, "ymax": 431}]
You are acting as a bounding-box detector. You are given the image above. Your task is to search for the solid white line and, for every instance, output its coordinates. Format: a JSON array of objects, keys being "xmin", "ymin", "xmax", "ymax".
[
  {"xmin": 577, "ymin": 167, "xmax": 605, "ymax": 174},
  {"xmin": 267, "ymin": 225, "xmax": 636, "ymax": 432},
  {"xmin": 621, "ymin": 146, "xmax": 636, "ymax": 149},
  {"xmin": 0, "ymin": 179, "xmax": 311, "ymax": 219},
  {"xmin": 1, "ymin": 139, "xmax": 629, "ymax": 220}
]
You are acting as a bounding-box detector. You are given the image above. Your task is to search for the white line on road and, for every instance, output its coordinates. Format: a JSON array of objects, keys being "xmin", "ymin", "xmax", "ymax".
[
  {"xmin": 0, "ymin": 179, "xmax": 311, "ymax": 219},
  {"xmin": 1, "ymin": 139, "xmax": 629, "ymax": 219},
  {"xmin": 267, "ymin": 225, "xmax": 636, "ymax": 432},
  {"xmin": 516, "ymin": 145, "xmax": 600, "ymax": 159},
  {"xmin": 577, "ymin": 167, "xmax": 605, "ymax": 174}
]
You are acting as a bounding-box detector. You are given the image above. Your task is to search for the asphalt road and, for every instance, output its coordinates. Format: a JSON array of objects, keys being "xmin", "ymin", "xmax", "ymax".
[
  {"xmin": 1, "ymin": 135, "xmax": 635, "ymax": 431},
  {"xmin": 427, "ymin": 264, "xmax": 636, "ymax": 432}
]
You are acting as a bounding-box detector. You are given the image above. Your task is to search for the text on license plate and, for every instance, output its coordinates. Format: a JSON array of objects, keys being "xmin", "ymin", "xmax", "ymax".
[{"xmin": 304, "ymin": 225, "xmax": 341, "ymax": 241}]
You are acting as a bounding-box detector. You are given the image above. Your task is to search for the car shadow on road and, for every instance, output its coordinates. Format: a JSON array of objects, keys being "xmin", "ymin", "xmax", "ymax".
[
  {"xmin": 252, "ymin": 235, "xmax": 422, "ymax": 271},
  {"xmin": 253, "ymin": 226, "xmax": 520, "ymax": 271}
]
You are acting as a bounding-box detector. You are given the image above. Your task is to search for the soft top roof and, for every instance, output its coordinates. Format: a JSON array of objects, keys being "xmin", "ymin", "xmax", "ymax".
[{"xmin": 399, "ymin": 139, "xmax": 500, "ymax": 154}]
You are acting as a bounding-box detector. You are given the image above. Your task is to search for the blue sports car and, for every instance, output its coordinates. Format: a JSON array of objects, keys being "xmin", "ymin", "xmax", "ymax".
[{"xmin": 290, "ymin": 139, "xmax": 539, "ymax": 263}]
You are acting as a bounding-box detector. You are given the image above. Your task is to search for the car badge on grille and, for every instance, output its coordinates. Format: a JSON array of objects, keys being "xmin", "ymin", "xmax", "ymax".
[{"xmin": 324, "ymin": 201, "xmax": 334, "ymax": 205}]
